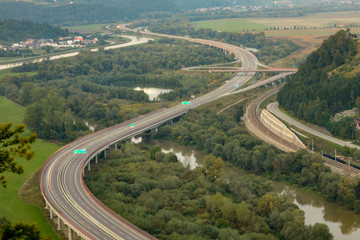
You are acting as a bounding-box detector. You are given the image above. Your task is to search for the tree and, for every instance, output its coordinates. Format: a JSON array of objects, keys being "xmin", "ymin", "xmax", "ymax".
[
  {"xmin": 18, "ymin": 82, "xmax": 34, "ymax": 106},
  {"xmin": 256, "ymin": 194, "xmax": 282, "ymax": 217},
  {"xmin": 308, "ymin": 223, "xmax": 333, "ymax": 240},
  {"xmin": 0, "ymin": 122, "xmax": 37, "ymax": 188},
  {"xmin": 204, "ymin": 154, "xmax": 224, "ymax": 181},
  {"xmin": 356, "ymin": 97, "xmax": 360, "ymax": 111},
  {"xmin": 0, "ymin": 217, "xmax": 44, "ymax": 239}
]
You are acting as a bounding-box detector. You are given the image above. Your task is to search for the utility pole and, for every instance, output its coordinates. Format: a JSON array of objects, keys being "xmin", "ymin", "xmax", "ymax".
[{"xmin": 312, "ymin": 139, "xmax": 314, "ymax": 152}]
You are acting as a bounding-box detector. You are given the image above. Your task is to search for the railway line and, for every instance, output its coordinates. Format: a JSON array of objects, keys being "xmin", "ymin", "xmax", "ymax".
[
  {"xmin": 38, "ymin": 23, "xmax": 359, "ymax": 240},
  {"xmin": 40, "ymin": 28, "xmax": 265, "ymax": 239},
  {"xmin": 246, "ymin": 87, "xmax": 360, "ymax": 175}
]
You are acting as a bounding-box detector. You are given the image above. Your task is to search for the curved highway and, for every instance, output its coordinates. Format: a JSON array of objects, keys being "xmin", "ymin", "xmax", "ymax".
[
  {"xmin": 268, "ymin": 102, "xmax": 360, "ymax": 150},
  {"xmin": 40, "ymin": 31, "xmax": 262, "ymax": 239}
]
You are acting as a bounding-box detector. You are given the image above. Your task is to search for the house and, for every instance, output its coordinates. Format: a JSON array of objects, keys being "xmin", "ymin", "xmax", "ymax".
[
  {"xmin": 355, "ymin": 119, "xmax": 360, "ymax": 129},
  {"xmin": 74, "ymin": 36, "xmax": 83, "ymax": 43}
]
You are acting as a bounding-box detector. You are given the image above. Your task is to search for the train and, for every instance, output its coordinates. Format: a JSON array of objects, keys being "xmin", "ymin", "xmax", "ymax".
[{"xmin": 322, "ymin": 153, "xmax": 360, "ymax": 171}]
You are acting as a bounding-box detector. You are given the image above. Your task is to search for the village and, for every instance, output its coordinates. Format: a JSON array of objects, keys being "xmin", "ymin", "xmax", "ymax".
[{"xmin": 0, "ymin": 35, "xmax": 98, "ymax": 52}]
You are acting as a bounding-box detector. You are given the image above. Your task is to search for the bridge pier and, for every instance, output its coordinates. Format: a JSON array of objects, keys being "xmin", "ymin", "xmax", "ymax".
[
  {"xmin": 57, "ymin": 217, "xmax": 62, "ymax": 231},
  {"xmin": 95, "ymin": 155, "xmax": 98, "ymax": 164},
  {"xmin": 104, "ymin": 149, "xmax": 107, "ymax": 158},
  {"xmin": 88, "ymin": 161, "xmax": 91, "ymax": 171},
  {"xmin": 68, "ymin": 228, "xmax": 73, "ymax": 240},
  {"xmin": 49, "ymin": 208, "xmax": 53, "ymax": 219}
]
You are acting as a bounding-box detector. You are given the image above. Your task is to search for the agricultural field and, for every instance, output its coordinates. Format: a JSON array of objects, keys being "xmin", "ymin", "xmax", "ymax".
[
  {"xmin": 193, "ymin": 11, "xmax": 360, "ymax": 67},
  {"xmin": 192, "ymin": 11, "xmax": 360, "ymax": 33},
  {"xmin": 193, "ymin": 19, "xmax": 267, "ymax": 32},
  {"xmin": 64, "ymin": 23, "xmax": 114, "ymax": 33},
  {"xmin": 0, "ymin": 96, "xmax": 60, "ymax": 239}
]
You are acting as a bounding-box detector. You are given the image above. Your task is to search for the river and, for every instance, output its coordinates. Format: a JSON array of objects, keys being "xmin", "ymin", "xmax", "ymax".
[
  {"xmin": 149, "ymin": 139, "xmax": 360, "ymax": 239},
  {"xmin": 133, "ymin": 87, "xmax": 172, "ymax": 101},
  {"xmin": 146, "ymin": 139, "xmax": 204, "ymax": 170}
]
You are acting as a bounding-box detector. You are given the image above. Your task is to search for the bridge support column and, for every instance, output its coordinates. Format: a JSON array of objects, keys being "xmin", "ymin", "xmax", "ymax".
[
  {"xmin": 45, "ymin": 202, "xmax": 49, "ymax": 209},
  {"xmin": 57, "ymin": 217, "xmax": 62, "ymax": 231},
  {"xmin": 170, "ymin": 119, "xmax": 173, "ymax": 124},
  {"xmin": 68, "ymin": 228, "xmax": 73, "ymax": 240},
  {"xmin": 82, "ymin": 168, "xmax": 85, "ymax": 177},
  {"xmin": 95, "ymin": 155, "xmax": 98, "ymax": 164},
  {"xmin": 104, "ymin": 149, "xmax": 107, "ymax": 158},
  {"xmin": 88, "ymin": 162, "xmax": 91, "ymax": 171},
  {"xmin": 115, "ymin": 142, "xmax": 118, "ymax": 149},
  {"xmin": 49, "ymin": 208, "xmax": 53, "ymax": 219}
]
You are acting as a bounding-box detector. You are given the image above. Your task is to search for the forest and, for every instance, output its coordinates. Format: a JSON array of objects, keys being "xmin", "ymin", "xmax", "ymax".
[
  {"xmin": 0, "ymin": 1, "xmax": 177, "ymax": 25},
  {"xmin": 0, "ymin": 39, "xmax": 232, "ymax": 141},
  {"xmin": 1, "ymin": 0, "xmax": 359, "ymax": 25},
  {"xmin": 277, "ymin": 29, "xmax": 360, "ymax": 139},
  {"xmin": 144, "ymin": 20, "xmax": 299, "ymax": 64},
  {"xmin": 0, "ymin": 19, "xmax": 69, "ymax": 44},
  {"xmin": 85, "ymin": 102, "xmax": 338, "ymax": 239},
  {"xmin": 151, "ymin": 97, "xmax": 360, "ymax": 214}
]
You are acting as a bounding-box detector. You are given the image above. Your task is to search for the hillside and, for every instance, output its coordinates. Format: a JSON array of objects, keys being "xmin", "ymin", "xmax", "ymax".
[
  {"xmin": 0, "ymin": 19, "xmax": 69, "ymax": 43},
  {"xmin": 0, "ymin": 0, "xmax": 178, "ymax": 25},
  {"xmin": 0, "ymin": 96, "xmax": 60, "ymax": 239},
  {"xmin": 277, "ymin": 29, "xmax": 360, "ymax": 139}
]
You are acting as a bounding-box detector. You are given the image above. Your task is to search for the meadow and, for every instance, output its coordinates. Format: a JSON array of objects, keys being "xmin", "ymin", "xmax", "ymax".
[
  {"xmin": 64, "ymin": 23, "xmax": 114, "ymax": 33},
  {"xmin": 0, "ymin": 96, "xmax": 60, "ymax": 239},
  {"xmin": 192, "ymin": 11, "xmax": 360, "ymax": 35}
]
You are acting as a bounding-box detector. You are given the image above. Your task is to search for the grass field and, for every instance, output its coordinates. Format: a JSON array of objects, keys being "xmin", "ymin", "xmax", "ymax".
[
  {"xmin": 0, "ymin": 96, "xmax": 60, "ymax": 239},
  {"xmin": 193, "ymin": 19, "xmax": 267, "ymax": 32},
  {"xmin": 192, "ymin": 11, "xmax": 360, "ymax": 34},
  {"xmin": 64, "ymin": 23, "xmax": 113, "ymax": 33}
]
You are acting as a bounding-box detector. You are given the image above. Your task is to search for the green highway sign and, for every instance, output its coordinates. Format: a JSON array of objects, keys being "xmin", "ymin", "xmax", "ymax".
[
  {"xmin": 130, "ymin": 123, "xmax": 135, "ymax": 127},
  {"xmin": 181, "ymin": 101, "xmax": 191, "ymax": 105},
  {"xmin": 74, "ymin": 149, "xmax": 86, "ymax": 154}
]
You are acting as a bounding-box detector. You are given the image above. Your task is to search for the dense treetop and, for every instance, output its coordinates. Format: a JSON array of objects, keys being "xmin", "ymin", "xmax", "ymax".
[
  {"xmin": 1, "ymin": 0, "xmax": 358, "ymax": 25},
  {"xmin": 0, "ymin": 39, "xmax": 231, "ymax": 141},
  {"xmin": 277, "ymin": 29, "xmax": 360, "ymax": 139},
  {"xmin": 0, "ymin": 19, "xmax": 69, "ymax": 43}
]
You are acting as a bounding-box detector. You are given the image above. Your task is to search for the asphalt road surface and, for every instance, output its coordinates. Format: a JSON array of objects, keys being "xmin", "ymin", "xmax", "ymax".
[
  {"xmin": 268, "ymin": 102, "xmax": 360, "ymax": 149},
  {"xmin": 40, "ymin": 31, "xmax": 264, "ymax": 239}
]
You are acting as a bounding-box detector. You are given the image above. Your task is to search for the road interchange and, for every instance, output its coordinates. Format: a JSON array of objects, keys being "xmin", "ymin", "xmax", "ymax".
[{"xmin": 39, "ymin": 28, "xmax": 299, "ymax": 240}]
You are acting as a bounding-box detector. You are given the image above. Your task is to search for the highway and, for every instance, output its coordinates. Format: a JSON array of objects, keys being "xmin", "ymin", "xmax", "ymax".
[
  {"xmin": 40, "ymin": 30, "xmax": 266, "ymax": 240},
  {"xmin": 246, "ymin": 90, "xmax": 360, "ymax": 174},
  {"xmin": 267, "ymin": 102, "xmax": 360, "ymax": 149}
]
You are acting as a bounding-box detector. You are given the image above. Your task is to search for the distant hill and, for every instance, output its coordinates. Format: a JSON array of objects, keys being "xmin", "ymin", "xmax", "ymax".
[
  {"xmin": 0, "ymin": 0, "xmax": 178, "ymax": 25},
  {"xmin": 0, "ymin": 19, "xmax": 70, "ymax": 43},
  {"xmin": 277, "ymin": 29, "xmax": 360, "ymax": 138}
]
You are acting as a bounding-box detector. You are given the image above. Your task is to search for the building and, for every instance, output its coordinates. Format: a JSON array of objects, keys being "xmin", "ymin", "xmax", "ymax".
[{"xmin": 355, "ymin": 119, "xmax": 360, "ymax": 129}]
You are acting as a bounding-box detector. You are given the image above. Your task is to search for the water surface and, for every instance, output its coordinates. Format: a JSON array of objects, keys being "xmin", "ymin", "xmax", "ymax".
[{"xmin": 275, "ymin": 183, "xmax": 360, "ymax": 240}]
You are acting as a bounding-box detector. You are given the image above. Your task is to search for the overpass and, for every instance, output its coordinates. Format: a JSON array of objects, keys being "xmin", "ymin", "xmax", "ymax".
[
  {"xmin": 40, "ymin": 26, "xmax": 296, "ymax": 240},
  {"xmin": 185, "ymin": 67, "xmax": 298, "ymax": 73}
]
